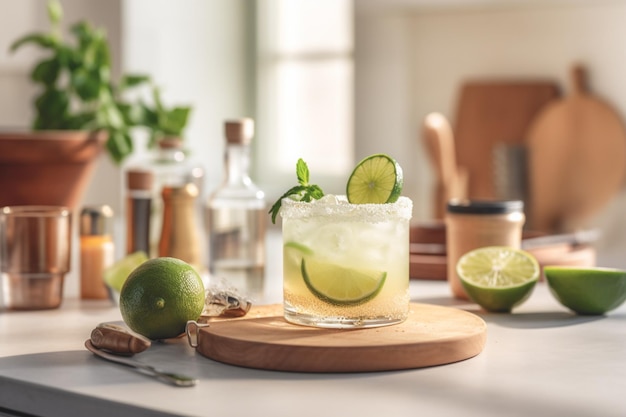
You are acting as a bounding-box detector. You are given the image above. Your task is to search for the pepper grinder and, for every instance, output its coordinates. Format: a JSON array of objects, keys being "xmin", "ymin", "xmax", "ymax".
[{"xmin": 159, "ymin": 183, "xmax": 202, "ymax": 269}]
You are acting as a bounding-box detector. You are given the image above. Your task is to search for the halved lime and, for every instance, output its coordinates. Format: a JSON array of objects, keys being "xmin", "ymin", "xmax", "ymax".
[
  {"xmin": 544, "ymin": 266, "xmax": 626, "ymax": 315},
  {"xmin": 103, "ymin": 251, "xmax": 149, "ymax": 292},
  {"xmin": 301, "ymin": 258, "xmax": 386, "ymax": 306},
  {"xmin": 457, "ymin": 246, "xmax": 539, "ymax": 313},
  {"xmin": 346, "ymin": 154, "xmax": 403, "ymax": 204}
]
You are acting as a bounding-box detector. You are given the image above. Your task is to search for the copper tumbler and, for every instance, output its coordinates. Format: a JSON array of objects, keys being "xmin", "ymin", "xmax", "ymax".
[{"xmin": 0, "ymin": 206, "xmax": 71, "ymax": 310}]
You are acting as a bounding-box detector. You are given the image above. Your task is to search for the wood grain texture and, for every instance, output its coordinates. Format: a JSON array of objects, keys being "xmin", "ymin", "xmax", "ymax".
[
  {"xmin": 408, "ymin": 224, "xmax": 596, "ymax": 281},
  {"xmin": 196, "ymin": 303, "xmax": 486, "ymax": 372},
  {"xmin": 454, "ymin": 81, "xmax": 560, "ymax": 199},
  {"xmin": 422, "ymin": 113, "xmax": 469, "ymax": 219},
  {"xmin": 527, "ymin": 66, "xmax": 626, "ymax": 232}
]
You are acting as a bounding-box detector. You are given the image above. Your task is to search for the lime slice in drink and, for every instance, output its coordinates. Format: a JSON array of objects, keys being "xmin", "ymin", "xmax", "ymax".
[
  {"xmin": 284, "ymin": 241, "xmax": 314, "ymax": 275},
  {"xmin": 301, "ymin": 258, "xmax": 386, "ymax": 306},
  {"xmin": 284, "ymin": 241, "xmax": 314, "ymax": 258},
  {"xmin": 544, "ymin": 266, "xmax": 626, "ymax": 315},
  {"xmin": 346, "ymin": 154, "xmax": 403, "ymax": 204},
  {"xmin": 456, "ymin": 246, "xmax": 539, "ymax": 313},
  {"xmin": 104, "ymin": 251, "xmax": 149, "ymax": 292}
]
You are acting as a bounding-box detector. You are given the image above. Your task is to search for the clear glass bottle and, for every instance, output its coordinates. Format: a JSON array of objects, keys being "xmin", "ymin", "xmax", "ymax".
[
  {"xmin": 147, "ymin": 139, "xmax": 205, "ymax": 257},
  {"xmin": 124, "ymin": 138, "xmax": 205, "ymax": 258},
  {"xmin": 205, "ymin": 119, "xmax": 266, "ymax": 298}
]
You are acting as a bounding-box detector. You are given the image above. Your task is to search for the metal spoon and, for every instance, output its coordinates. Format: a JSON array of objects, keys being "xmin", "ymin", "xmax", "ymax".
[{"xmin": 84, "ymin": 340, "xmax": 197, "ymax": 387}]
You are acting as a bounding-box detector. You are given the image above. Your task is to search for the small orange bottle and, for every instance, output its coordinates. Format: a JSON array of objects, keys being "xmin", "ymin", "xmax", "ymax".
[{"xmin": 80, "ymin": 205, "xmax": 115, "ymax": 300}]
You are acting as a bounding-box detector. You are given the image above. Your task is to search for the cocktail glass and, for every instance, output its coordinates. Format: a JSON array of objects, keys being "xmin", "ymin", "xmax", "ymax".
[{"xmin": 280, "ymin": 195, "xmax": 412, "ymax": 328}]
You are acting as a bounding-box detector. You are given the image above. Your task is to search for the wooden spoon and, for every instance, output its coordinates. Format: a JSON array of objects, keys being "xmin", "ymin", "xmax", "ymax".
[{"xmin": 422, "ymin": 112, "xmax": 468, "ymax": 219}]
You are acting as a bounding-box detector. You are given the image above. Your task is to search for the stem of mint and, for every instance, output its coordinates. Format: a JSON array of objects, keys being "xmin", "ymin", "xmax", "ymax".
[{"xmin": 268, "ymin": 158, "xmax": 324, "ymax": 224}]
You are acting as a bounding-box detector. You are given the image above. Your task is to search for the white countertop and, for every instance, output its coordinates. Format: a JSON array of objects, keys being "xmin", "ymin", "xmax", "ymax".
[{"xmin": 1, "ymin": 275, "xmax": 625, "ymax": 417}]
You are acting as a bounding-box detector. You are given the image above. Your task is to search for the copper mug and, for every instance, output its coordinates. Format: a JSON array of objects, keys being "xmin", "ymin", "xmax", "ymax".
[{"xmin": 0, "ymin": 206, "xmax": 71, "ymax": 310}]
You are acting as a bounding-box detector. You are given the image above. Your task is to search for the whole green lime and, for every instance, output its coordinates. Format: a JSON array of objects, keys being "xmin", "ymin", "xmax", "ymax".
[
  {"xmin": 544, "ymin": 266, "xmax": 626, "ymax": 315},
  {"xmin": 119, "ymin": 257, "xmax": 205, "ymax": 340}
]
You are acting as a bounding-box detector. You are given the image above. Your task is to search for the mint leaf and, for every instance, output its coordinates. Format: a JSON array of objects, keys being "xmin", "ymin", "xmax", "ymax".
[
  {"xmin": 296, "ymin": 158, "xmax": 309, "ymax": 185},
  {"xmin": 268, "ymin": 159, "xmax": 324, "ymax": 224}
]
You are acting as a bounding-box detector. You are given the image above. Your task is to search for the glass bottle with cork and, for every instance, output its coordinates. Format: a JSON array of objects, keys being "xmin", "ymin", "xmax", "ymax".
[
  {"xmin": 204, "ymin": 118, "xmax": 266, "ymax": 298},
  {"xmin": 126, "ymin": 169, "xmax": 153, "ymax": 256},
  {"xmin": 144, "ymin": 138, "xmax": 205, "ymax": 257}
]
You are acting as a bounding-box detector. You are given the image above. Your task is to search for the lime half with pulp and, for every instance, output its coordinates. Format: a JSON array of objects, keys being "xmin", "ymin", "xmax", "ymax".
[
  {"xmin": 457, "ymin": 246, "xmax": 539, "ymax": 313},
  {"xmin": 346, "ymin": 154, "xmax": 403, "ymax": 204},
  {"xmin": 301, "ymin": 258, "xmax": 386, "ymax": 306}
]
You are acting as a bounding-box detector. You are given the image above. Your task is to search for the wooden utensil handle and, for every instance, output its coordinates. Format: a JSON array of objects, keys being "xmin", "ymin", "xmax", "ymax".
[{"xmin": 571, "ymin": 64, "xmax": 588, "ymax": 95}]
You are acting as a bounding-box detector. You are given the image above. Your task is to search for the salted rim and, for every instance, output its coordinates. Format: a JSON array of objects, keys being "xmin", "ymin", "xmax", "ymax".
[{"xmin": 279, "ymin": 195, "xmax": 413, "ymax": 222}]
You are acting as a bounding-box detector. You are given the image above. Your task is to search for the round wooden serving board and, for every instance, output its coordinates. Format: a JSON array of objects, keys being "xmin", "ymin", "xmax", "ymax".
[{"xmin": 195, "ymin": 303, "xmax": 487, "ymax": 373}]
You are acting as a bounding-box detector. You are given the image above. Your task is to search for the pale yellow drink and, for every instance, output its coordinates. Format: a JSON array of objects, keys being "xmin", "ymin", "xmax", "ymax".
[{"xmin": 280, "ymin": 195, "xmax": 412, "ymax": 328}]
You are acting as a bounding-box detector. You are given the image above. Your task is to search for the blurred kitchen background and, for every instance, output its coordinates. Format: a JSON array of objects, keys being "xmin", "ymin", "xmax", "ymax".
[{"xmin": 2, "ymin": 0, "xmax": 626, "ymax": 291}]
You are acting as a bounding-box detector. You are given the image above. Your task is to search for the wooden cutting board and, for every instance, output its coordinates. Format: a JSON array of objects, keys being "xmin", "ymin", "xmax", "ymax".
[
  {"xmin": 454, "ymin": 80, "xmax": 560, "ymax": 199},
  {"xmin": 527, "ymin": 66, "xmax": 626, "ymax": 232},
  {"xmin": 408, "ymin": 224, "xmax": 597, "ymax": 281},
  {"xmin": 195, "ymin": 303, "xmax": 486, "ymax": 373}
]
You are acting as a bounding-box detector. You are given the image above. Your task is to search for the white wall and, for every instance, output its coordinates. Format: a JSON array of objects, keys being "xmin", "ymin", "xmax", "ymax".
[
  {"xmin": 0, "ymin": 0, "xmax": 122, "ymax": 128},
  {"xmin": 355, "ymin": 1, "xmax": 626, "ymax": 267},
  {"xmin": 121, "ymin": 0, "xmax": 254, "ymax": 202}
]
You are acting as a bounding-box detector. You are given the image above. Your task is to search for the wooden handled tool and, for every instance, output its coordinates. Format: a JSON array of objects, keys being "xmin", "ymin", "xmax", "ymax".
[
  {"xmin": 527, "ymin": 65, "xmax": 626, "ymax": 232},
  {"xmin": 422, "ymin": 112, "xmax": 468, "ymax": 219}
]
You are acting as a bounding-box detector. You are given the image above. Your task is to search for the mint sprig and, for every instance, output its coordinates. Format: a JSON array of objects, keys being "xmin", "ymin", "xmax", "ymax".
[{"xmin": 269, "ymin": 158, "xmax": 324, "ymax": 224}]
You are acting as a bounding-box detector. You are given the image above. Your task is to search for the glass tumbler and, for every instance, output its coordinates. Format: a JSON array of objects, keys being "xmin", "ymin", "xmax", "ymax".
[
  {"xmin": 280, "ymin": 195, "xmax": 413, "ymax": 328},
  {"xmin": 0, "ymin": 206, "xmax": 71, "ymax": 310}
]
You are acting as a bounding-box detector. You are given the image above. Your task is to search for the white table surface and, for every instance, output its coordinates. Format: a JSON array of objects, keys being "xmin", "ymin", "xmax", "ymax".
[{"xmin": 1, "ymin": 232, "xmax": 625, "ymax": 417}]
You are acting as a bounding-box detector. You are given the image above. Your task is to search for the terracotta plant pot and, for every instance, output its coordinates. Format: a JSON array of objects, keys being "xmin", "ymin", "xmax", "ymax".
[{"xmin": 0, "ymin": 130, "xmax": 107, "ymax": 210}]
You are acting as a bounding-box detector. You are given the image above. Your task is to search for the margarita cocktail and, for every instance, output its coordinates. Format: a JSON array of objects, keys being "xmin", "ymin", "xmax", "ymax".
[{"xmin": 280, "ymin": 195, "xmax": 412, "ymax": 328}]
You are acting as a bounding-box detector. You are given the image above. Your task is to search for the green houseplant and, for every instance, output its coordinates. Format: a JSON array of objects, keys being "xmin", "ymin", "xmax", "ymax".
[
  {"xmin": 0, "ymin": 1, "xmax": 192, "ymax": 209},
  {"xmin": 9, "ymin": 0, "xmax": 149, "ymax": 163}
]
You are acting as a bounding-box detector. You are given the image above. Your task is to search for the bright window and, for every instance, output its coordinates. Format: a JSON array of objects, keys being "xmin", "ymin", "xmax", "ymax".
[{"xmin": 255, "ymin": 0, "xmax": 354, "ymax": 198}]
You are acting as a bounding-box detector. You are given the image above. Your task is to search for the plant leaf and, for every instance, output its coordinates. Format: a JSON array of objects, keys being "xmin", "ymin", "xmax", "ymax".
[
  {"xmin": 35, "ymin": 88, "xmax": 69, "ymax": 120},
  {"xmin": 268, "ymin": 159, "xmax": 324, "ymax": 224},
  {"xmin": 118, "ymin": 74, "xmax": 150, "ymax": 91},
  {"xmin": 308, "ymin": 184, "xmax": 325, "ymax": 200},
  {"xmin": 268, "ymin": 185, "xmax": 308, "ymax": 224},
  {"xmin": 71, "ymin": 68, "xmax": 101, "ymax": 100},
  {"xmin": 47, "ymin": 0, "xmax": 63, "ymax": 25},
  {"xmin": 161, "ymin": 107, "xmax": 191, "ymax": 136},
  {"xmin": 65, "ymin": 112, "xmax": 96, "ymax": 130},
  {"xmin": 296, "ymin": 158, "xmax": 309, "ymax": 185},
  {"xmin": 31, "ymin": 59, "xmax": 61, "ymax": 85},
  {"xmin": 10, "ymin": 34, "xmax": 57, "ymax": 52},
  {"xmin": 106, "ymin": 130, "xmax": 133, "ymax": 164}
]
